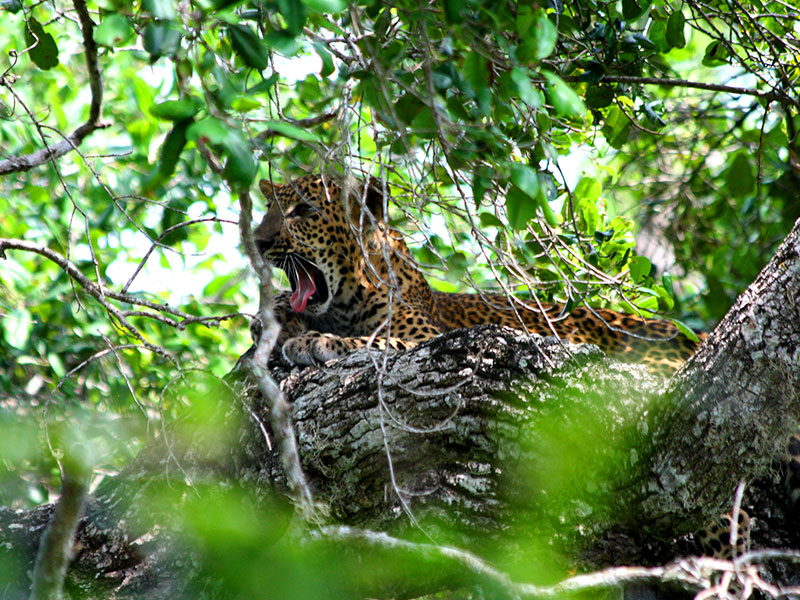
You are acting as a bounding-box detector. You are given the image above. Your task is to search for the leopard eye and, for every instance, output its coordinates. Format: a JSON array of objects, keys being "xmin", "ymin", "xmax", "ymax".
[{"xmin": 287, "ymin": 202, "xmax": 314, "ymax": 218}]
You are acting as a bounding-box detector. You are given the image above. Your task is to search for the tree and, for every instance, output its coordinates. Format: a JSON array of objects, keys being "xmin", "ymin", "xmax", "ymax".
[{"xmin": 1, "ymin": 0, "xmax": 799, "ymax": 598}]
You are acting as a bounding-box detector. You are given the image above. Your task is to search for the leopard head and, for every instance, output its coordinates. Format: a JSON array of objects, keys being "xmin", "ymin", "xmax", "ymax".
[{"xmin": 253, "ymin": 173, "xmax": 386, "ymax": 316}]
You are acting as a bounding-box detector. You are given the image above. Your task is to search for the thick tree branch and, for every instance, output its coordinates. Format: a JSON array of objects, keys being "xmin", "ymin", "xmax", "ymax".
[{"xmin": 638, "ymin": 216, "xmax": 800, "ymax": 528}]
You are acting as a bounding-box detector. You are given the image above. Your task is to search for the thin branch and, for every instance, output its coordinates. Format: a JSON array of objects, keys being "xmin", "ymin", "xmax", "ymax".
[
  {"xmin": 0, "ymin": 0, "xmax": 106, "ymax": 175},
  {"xmin": 237, "ymin": 189, "xmax": 323, "ymax": 523},
  {"xmin": 561, "ymin": 74, "xmax": 799, "ymax": 109},
  {"xmin": 315, "ymin": 525, "xmax": 800, "ymax": 599},
  {"xmin": 0, "ymin": 238, "xmax": 241, "ymax": 331}
]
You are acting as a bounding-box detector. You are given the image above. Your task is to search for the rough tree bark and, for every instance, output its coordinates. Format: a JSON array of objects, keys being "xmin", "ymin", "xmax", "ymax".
[{"xmin": 1, "ymin": 218, "xmax": 799, "ymax": 599}]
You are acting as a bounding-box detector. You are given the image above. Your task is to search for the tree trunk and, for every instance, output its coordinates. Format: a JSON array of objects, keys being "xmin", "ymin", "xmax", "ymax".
[{"xmin": 2, "ymin": 220, "xmax": 799, "ymax": 598}]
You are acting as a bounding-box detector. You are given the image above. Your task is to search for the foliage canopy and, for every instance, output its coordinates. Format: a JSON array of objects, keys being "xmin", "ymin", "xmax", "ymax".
[{"xmin": 0, "ymin": 0, "xmax": 798, "ymax": 594}]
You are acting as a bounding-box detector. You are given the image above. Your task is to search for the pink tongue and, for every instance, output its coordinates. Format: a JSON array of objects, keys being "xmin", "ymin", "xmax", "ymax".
[{"xmin": 290, "ymin": 270, "xmax": 317, "ymax": 313}]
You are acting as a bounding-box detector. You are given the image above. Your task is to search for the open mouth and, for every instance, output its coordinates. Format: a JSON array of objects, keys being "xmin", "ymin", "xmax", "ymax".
[{"xmin": 282, "ymin": 254, "xmax": 329, "ymax": 313}]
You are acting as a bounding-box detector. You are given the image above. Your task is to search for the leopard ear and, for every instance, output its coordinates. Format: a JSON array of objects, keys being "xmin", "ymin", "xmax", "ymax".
[
  {"xmin": 364, "ymin": 177, "xmax": 387, "ymax": 222},
  {"xmin": 259, "ymin": 179, "xmax": 283, "ymax": 201}
]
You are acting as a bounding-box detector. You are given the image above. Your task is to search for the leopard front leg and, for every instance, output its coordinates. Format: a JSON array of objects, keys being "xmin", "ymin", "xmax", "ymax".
[
  {"xmin": 250, "ymin": 292, "xmax": 309, "ymax": 346},
  {"xmin": 281, "ymin": 333, "xmax": 415, "ymax": 366}
]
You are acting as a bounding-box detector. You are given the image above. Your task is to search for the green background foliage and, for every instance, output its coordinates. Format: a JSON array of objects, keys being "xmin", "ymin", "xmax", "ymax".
[{"xmin": 0, "ymin": 0, "xmax": 798, "ymax": 594}]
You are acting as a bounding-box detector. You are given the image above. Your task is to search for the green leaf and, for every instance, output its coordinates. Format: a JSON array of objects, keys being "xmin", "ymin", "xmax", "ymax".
[
  {"xmin": 443, "ymin": 0, "xmax": 465, "ymax": 23},
  {"xmin": 228, "ymin": 24, "xmax": 269, "ymax": 70},
  {"xmin": 445, "ymin": 252, "xmax": 468, "ymax": 283},
  {"xmin": 623, "ymin": 0, "xmax": 651, "ymax": 21},
  {"xmin": 510, "ymin": 164, "xmax": 540, "ymax": 199},
  {"xmin": 143, "ymin": 23, "xmax": 181, "ymax": 59},
  {"xmin": 506, "ymin": 185, "xmax": 537, "ymax": 230},
  {"xmin": 479, "ymin": 212, "xmax": 503, "ymax": 228},
  {"xmin": 142, "ymin": 0, "xmax": 176, "ymax": 20},
  {"xmin": 527, "ymin": 9, "xmax": 558, "ymax": 61},
  {"xmin": 462, "ymin": 53, "xmax": 489, "ymax": 95},
  {"xmin": 666, "ymin": 8, "xmax": 686, "ymax": 49},
  {"xmin": 150, "ymin": 98, "xmax": 200, "ymax": 121},
  {"xmin": 394, "ymin": 93, "xmax": 424, "ymax": 125},
  {"xmin": 473, "ymin": 168, "xmax": 492, "ymax": 206},
  {"xmin": 629, "ymin": 255, "xmax": 652, "ymax": 284},
  {"xmin": 277, "ymin": 0, "xmax": 307, "ymax": 35},
  {"xmin": 248, "ymin": 73, "xmax": 280, "ymax": 95},
  {"xmin": 231, "ymin": 96, "xmax": 262, "ymax": 112},
  {"xmin": 23, "ymin": 17, "xmax": 59, "ymax": 70},
  {"xmin": 186, "ymin": 117, "xmax": 230, "ymax": 145},
  {"xmin": 702, "ymin": 41, "xmax": 729, "ymax": 66},
  {"xmin": 647, "ymin": 20, "xmax": 670, "ymax": 53},
  {"xmin": 601, "ymin": 105, "xmax": 631, "ymax": 149},
  {"xmin": 223, "ymin": 129, "xmax": 256, "ymax": 190},
  {"xmin": 2, "ymin": 0, "xmax": 22, "ymax": 13},
  {"xmin": 156, "ymin": 119, "xmax": 191, "ymax": 180},
  {"xmin": 510, "ymin": 68, "xmax": 542, "ymax": 107},
  {"xmin": 94, "ymin": 14, "xmax": 135, "ymax": 48},
  {"xmin": 263, "ymin": 120, "xmax": 320, "ymax": 142},
  {"xmin": 662, "ymin": 272, "xmax": 674, "ymax": 299},
  {"xmin": 264, "ymin": 31, "xmax": 300, "ymax": 56},
  {"xmin": 673, "ymin": 319, "xmax": 701, "ymax": 343},
  {"xmin": 47, "ymin": 351, "xmax": 66, "ymax": 378},
  {"xmin": 312, "ymin": 42, "xmax": 335, "ymax": 77},
  {"xmin": 3, "ymin": 309, "xmax": 32, "ymax": 349},
  {"xmin": 726, "ymin": 152, "xmax": 755, "ymax": 197},
  {"xmin": 577, "ymin": 199, "xmax": 599, "ymax": 235},
  {"xmin": 542, "ymin": 71, "xmax": 586, "ymax": 118},
  {"xmin": 302, "ymin": 0, "xmax": 347, "ymax": 12},
  {"xmin": 537, "ymin": 185, "xmax": 560, "ymax": 227},
  {"xmin": 584, "ymin": 85, "xmax": 614, "ymax": 109}
]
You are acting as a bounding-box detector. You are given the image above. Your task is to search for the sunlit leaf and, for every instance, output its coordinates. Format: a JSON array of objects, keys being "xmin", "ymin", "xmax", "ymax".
[
  {"xmin": 142, "ymin": 0, "xmax": 176, "ymax": 20},
  {"xmin": 95, "ymin": 14, "xmax": 135, "ymax": 48},
  {"xmin": 511, "ymin": 68, "xmax": 542, "ymax": 107},
  {"xmin": 187, "ymin": 117, "xmax": 230, "ymax": 145},
  {"xmin": 530, "ymin": 9, "xmax": 558, "ymax": 60},
  {"xmin": 263, "ymin": 121, "xmax": 321, "ymax": 142},
  {"xmin": 150, "ymin": 99, "xmax": 200, "ymax": 121},
  {"xmin": 3, "ymin": 309, "xmax": 32, "ymax": 349},
  {"xmin": 277, "ymin": 0, "xmax": 306, "ymax": 35},
  {"xmin": 542, "ymin": 71, "xmax": 586, "ymax": 118},
  {"xmin": 673, "ymin": 319, "xmax": 701, "ymax": 343},
  {"xmin": 302, "ymin": 0, "xmax": 347, "ymax": 12},
  {"xmin": 629, "ymin": 256, "xmax": 652, "ymax": 284}
]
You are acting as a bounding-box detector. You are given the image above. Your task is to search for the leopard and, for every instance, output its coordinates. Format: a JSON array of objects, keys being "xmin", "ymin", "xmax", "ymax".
[
  {"xmin": 253, "ymin": 173, "xmax": 702, "ymax": 376},
  {"xmin": 252, "ymin": 173, "xmax": 799, "ymax": 561}
]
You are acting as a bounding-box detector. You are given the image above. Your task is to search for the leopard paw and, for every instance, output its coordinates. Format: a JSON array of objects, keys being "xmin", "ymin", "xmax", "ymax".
[{"xmin": 281, "ymin": 332, "xmax": 355, "ymax": 366}]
